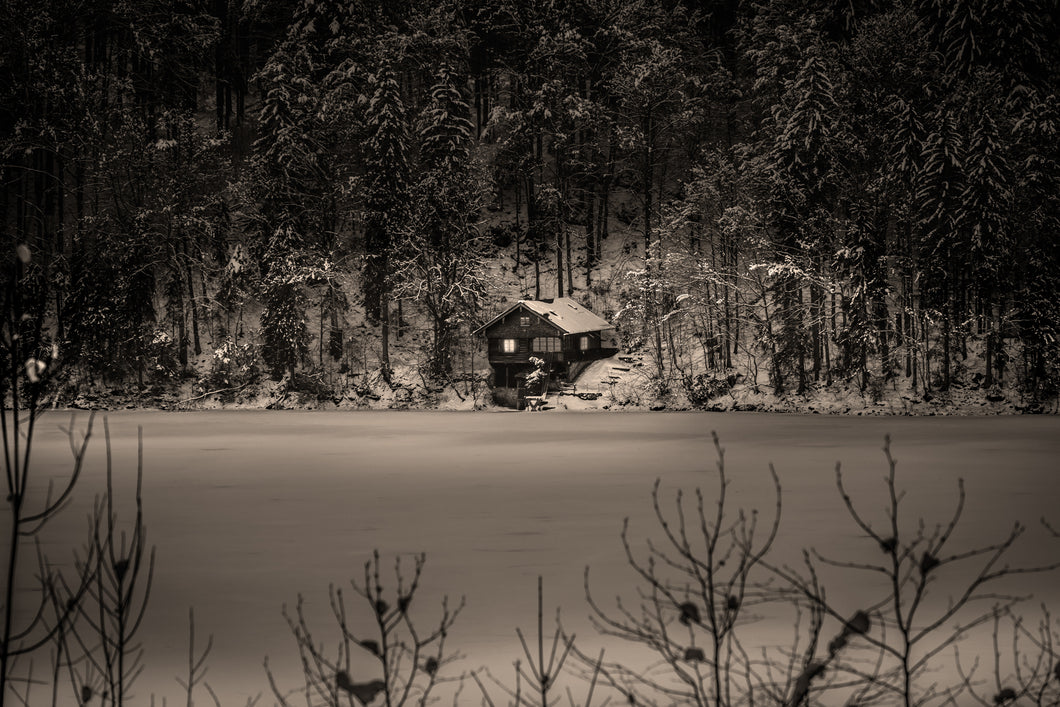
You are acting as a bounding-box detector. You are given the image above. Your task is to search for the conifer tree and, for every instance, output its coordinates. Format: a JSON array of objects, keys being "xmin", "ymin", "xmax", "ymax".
[
  {"xmin": 361, "ymin": 62, "xmax": 411, "ymax": 379},
  {"xmin": 394, "ymin": 64, "xmax": 489, "ymax": 379},
  {"xmin": 250, "ymin": 28, "xmax": 323, "ymax": 380}
]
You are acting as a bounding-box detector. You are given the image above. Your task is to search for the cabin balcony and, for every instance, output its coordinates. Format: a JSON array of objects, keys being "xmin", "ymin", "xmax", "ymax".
[{"xmin": 487, "ymin": 351, "xmax": 565, "ymax": 365}]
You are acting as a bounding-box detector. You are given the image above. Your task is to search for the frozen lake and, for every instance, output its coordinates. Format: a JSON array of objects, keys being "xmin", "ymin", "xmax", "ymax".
[{"xmin": 10, "ymin": 410, "xmax": 1060, "ymax": 705}]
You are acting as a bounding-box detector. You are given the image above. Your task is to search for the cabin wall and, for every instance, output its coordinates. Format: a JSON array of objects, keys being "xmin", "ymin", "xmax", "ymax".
[
  {"xmin": 487, "ymin": 308, "xmax": 560, "ymax": 339},
  {"xmin": 491, "ymin": 363, "xmax": 532, "ymax": 388},
  {"xmin": 484, "ymin": 307, "xmax": 566, "ymax": 368},
  {"xmin": 562, "ymin": 331, "xmax": 602, "ymax": 361}
]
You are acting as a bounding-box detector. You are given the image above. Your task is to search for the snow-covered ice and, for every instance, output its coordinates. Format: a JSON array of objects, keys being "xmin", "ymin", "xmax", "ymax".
[{"xmin": 11, "ymin": 410, "xmax": 1060, "ymax": 705}]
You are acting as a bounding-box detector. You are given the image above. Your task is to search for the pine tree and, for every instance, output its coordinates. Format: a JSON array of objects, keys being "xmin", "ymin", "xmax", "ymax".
[
  {"xmin": 393, "ymin": 64, "xmax": 489, "ymax": 379},
  {"xmin": 419, "ymin": 64, "xmax": 474, "ymax": 172},
  {"xmin": 763, "ymin": 29, "xmax": 841, "ymax": 394},
  {"xmin": 359, "ymin": 62, "xmax": 411, "ymax": 381},
  {"xmin": 260, "ymin": 246, "xmax": 312, "ymax": 380},
  {"xmin": 250, "ymin": 27, "xmax": 328, "ymax": 382},
  {"xmin": 362, "ymin": 64, "xmax": 410, "ymax": 324}
]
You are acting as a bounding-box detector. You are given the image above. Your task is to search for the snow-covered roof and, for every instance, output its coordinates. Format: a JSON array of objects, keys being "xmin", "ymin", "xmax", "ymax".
[{"xmin": 474, "ymin": 298, "xmax": 613, "ymax": 335}]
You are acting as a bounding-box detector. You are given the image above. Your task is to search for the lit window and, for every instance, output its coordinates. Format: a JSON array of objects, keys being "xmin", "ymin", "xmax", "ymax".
[
  {"xmin": 520, "ymin": 315, "xmax": 530, "ymax": 326},
  {"xmin": 501, "ymin": 339, "xmax": 517, "ymax": 353},
  {"xmin": 579, "ymin": 335, "xmax": 592, "ymax": 351},
  {"xmin": 532, "ymin": 337, "xmax": 561, "ymax": 352}
]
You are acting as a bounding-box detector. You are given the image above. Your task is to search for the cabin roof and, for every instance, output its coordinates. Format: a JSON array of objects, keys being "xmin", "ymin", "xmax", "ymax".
[{"xmin": 474, "ymin": 298, "xmax": 612, "ymax": 336}]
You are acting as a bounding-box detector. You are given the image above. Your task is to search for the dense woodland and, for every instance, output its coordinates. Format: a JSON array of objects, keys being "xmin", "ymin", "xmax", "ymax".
[{"xmin": 3, "ymin": 0, "xmax": 1060, "ymax": 408}]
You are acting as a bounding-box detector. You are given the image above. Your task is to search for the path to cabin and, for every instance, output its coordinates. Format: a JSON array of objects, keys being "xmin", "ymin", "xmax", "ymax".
[
  {"xmin": 547, "ymin": 351, "xmax": 645, "ymax": 409},
  {"xmin": 569, "ymin": 351, "xmax": 639, "ymax": 390}
]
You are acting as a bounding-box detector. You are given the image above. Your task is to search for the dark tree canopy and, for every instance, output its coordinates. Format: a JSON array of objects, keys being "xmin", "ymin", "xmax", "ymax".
[{"xmin": 2, "ymin": 0, "xmax": 1057, "ymax": 405}]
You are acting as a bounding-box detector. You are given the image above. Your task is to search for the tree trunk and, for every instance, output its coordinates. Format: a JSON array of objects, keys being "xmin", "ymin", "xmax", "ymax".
[
  {"xmin": 565, "ymin": 226, "xmax": 573, "ymax": 295},
  {"xmin": 185, "ymin": 241, "xmax": 202, "ymax": 357},
  {"xmin": 723, "ymin": 236, "xmax": 734, "ymax": 369},
  {"xmin": 556, "ymin": 225, "xmax": 564, "ymax": 299},
  {"xmin": 215, "ymin": 0, "xmax": 228, "ymax": 132},
  {"xmin": 474, "ymin": 74, "xmax": 483, "ymax": 138},
  {"xmin": 177, "ymin": 293, "xmax": 188, "ymax": 368},
  {"xmin": 811, "ymin": 280, "xmax": 822, "ymax": 382},
  {"xmin": 941, "ymin": 292, "xmax": 951, "ymax": 390},
  {"xmin": 525, "ymin": 172, "xmax": 540, "ymax": 300},
  {"xmin": 985, "ymin": 301, "xmax": 994, "ymax": 388},
  {"xmin": 922, "ymin": 310, "xmax": 931, "ymax": 393},
  {"xmin": 584, "ymin": 189, "xmax": 595, "ymax": 287},
  {"xmin": 319, "ymin": 297, "xmax": 326, "ymax": 365},
  {"xmin": 380, "ymin": 294, "xmax": 391, "ymax": 383},
  {"xmin": 534, "ymin": 257, "xmax": 541, "ymax": 301},
  {"xmin": 795, "ymin": 283, "xmax": 807, "ymax": 394},
  {"xmin": 762, "ymin": 286, "xmax": 783, "ymax": 395},
  {"xmin": 642, "ymin": 120, "xmax": 653, "ymax": 256}
]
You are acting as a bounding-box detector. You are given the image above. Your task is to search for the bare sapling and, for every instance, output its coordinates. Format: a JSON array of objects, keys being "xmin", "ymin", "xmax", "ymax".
[
  {"xmin": 2, "ymin": 415, "xmax": 97, "ymax": 707},
  {"xmin": 172, "ymin": 607, "xmax": 254, "ymax": 707},
  {"xmin": 580, "ymin": 431, "xmax": 789, "ymax": 706},
  {"xmin": 176, "ymin": 608, "xmax": 215, "ymax": 707},
  {"xmin": 772, "ymin": 558, "xmax": 880, "ymax": 707},
  {"xmin": 2, "ymin": 243, "xmax": 94, "ymax": 707},
  {"xmin": 50, "ymin": 420, "xmax": 155, "ymax": 707},
  {"xmin": 266, "ymin": 550, "xmax": 463, "ymax": 707},
  {"xmin": 472, "ymin": 576, "xmax": 605, "ymax": 707},
  {"xmin": 764, "ymin": 435, "xmax": 1060, "ymax": 707},
  {"xmin": 948, "ymin": 520, "xmax": 1060, "ymax": 705},
  {"xmin": 953, "ymin": 604, "xmax": 1060, "ymax": 706}
]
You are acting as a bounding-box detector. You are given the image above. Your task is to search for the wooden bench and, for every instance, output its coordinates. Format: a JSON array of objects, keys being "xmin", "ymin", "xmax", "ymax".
[{"xmin": 524, "ymin": 395, "xmax": 547, "ymax": 411}]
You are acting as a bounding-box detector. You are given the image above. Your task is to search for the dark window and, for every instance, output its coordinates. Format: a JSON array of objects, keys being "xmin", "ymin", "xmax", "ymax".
[
  {"xmin": 520, "ymin": 315, "xmax": 530, "ymax": 326},
  {"xmin": 532, "ymin": 337, "xmax": 561, "ymax": 352}
]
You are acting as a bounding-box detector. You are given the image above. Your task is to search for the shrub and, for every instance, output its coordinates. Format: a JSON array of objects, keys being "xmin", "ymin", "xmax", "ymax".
[
  {"xmin": 145, "ymin": 328, "xmax": 180, "ymax": 382},
  {"xmin": 201, "ymin": 337, "xmax": 259, "ymax": 391},
  {"xmin": 286, "ymin": 369, "xmax": 333, "ymax": 401},
  {"xmin": 682, "ymin": 373, "xmax": 732, "ymax": 407},
  {"xmin": 487, "ymin": 223, "xmax": 520, "ymax": 249}
]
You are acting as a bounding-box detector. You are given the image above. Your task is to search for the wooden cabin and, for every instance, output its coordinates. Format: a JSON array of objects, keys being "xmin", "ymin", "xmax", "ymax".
[{"xmin": 474, "ymin": 298, "xmax": 616, "ymax": 394}]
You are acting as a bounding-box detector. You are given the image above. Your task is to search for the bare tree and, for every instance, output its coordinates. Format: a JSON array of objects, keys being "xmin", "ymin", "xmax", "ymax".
[
  {"xmin": 578, "ymin": 432, "xmax": 795, "ymax": 706},
  {"xmin": 267, "ymin": 551, "xmax": 463, "ymax": 707},
  {"xmin": 472, "ymin": 576, "xmax": 605, "ymax": 707},
  {"xmin": 765, "ymin": 435, "xmax": 1060, "ymax": 707},
  {"xmin": 1, "ymin": 244, "xmax": 96, "ymax": 707},
  {"xmin": 48, "ymin": 420, "xmax": 156, "ymax": 707},
  {"xmin": 170, "ymin": 606, "xmax": 259, "ymax": 707},
  {"xmin": 953, "ymin": 605, "xmax": 1060, "ymax": 707}
]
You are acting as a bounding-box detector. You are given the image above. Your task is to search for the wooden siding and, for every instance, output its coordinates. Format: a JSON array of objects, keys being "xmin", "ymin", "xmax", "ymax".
[
  {"xmin": 483, "ymin": 306, "xmax": 564, "ymax": 339},
  {"xmin": 560, "ymin": 331, "xmax": 601, "ymax": 361},
  {"xmin": 486, "ymin": 334, "xmax": 606, "ymax": 362},
  {"xmin": 484, "ymin": 306, "xmax": 566, "ymax": 366}
]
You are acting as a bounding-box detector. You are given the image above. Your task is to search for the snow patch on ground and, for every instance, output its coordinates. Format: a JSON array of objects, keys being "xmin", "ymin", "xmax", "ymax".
[{"xmin": 60, "ymin": 348, "xmax": 1053, "ymax": 417}]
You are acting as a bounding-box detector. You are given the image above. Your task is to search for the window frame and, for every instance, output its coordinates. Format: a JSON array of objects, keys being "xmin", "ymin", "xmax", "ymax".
[
  {"xmin": 501, "ymin": 338, "xmax": 517, "ymax": 353},
  {"xmin": 532, "ymin": 336, "xmax": 561, "ymax": 353}
]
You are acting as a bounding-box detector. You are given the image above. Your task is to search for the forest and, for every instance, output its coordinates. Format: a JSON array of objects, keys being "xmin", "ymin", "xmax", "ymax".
[{"xmin": 2, "ymin": 0, "xmax": 1059, "ymax": 410}]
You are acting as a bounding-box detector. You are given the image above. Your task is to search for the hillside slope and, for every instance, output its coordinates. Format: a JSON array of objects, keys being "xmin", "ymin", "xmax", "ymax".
[{"xmin": 51, "ymin": 195, "xmax": 1050, "ymax": 417}]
